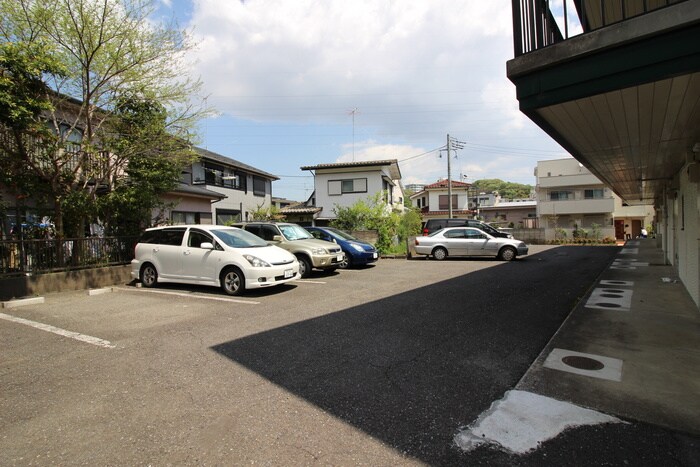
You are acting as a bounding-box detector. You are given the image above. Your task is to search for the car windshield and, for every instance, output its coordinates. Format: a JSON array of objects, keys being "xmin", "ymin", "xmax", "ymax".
[
  {"xmin": 279, "ymin": 224, "xmax": 313, "ymax": 241},
  {"xmin": 211, "ymin": 228, "xmax": 268, "ymax": 248},
  {"xmin": 325, "ymin": 228, "xmax": 359, "ymax": 241}
]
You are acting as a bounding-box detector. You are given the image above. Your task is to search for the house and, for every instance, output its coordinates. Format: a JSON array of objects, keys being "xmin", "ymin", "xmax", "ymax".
[
  {"xmin": 181, "ymin": 147, "xmax": 279, "ymax": 225},
  {"xmin": 410, "ymin": 179, "xmax": 474, "ymax": 220},
  {"xmin": 297, "ymin": 160, "xmax": 403, "ymax": 225},
  {"xmin": 479, "ymin": 200, "xmax": 538, "ymax": 229},
  {"xmin": 508, "ymin": 0, "xmax": 700, "ymax": 306}
]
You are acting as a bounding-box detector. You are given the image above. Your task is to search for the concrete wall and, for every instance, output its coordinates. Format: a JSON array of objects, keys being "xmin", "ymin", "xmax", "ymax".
[{"xmin": 0, "ymin": 265, "xmax": 132, "ymax": 301}]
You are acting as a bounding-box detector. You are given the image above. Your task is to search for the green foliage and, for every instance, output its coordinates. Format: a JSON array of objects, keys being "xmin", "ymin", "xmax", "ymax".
[
  {"xmin": 397, "ymin": 208, "xmax": 422, "ymax": 242},
  {"xmin": 249, "ymin": 204, "xmax": 283, "ymax": 222},
  {"xmin": 331, "ymin": 194, "xmax": 423, "ymax": 253},
  {"xmin": 470, "ymin": 179, "xmax": 532, "ymax": 200},
  {"xmin": 0, "ymin": 41, "xmax": 65, "ymax": 130},
  {"xmin": 0, "ymin": 0, "xmax": 208, "ymax": 236}
]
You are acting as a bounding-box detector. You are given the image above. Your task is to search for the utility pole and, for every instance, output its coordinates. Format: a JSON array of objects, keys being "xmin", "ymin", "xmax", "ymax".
[
  {"xmin": 446, "ymin": 134, "xmax": 465, "ymax": 219},
  {"xmin": 447, "ymin": 134, "xmax": 453, "ymax": 218}
]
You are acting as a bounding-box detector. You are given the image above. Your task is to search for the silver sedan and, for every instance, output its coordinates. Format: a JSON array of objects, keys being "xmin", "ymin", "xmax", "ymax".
[{"xmin": 414, "ymin": 227, "xmax": 528, "ymax": 261}]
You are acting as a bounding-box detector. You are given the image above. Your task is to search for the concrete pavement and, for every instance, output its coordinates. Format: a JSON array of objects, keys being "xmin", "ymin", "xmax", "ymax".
[{"xmin": 517, "ymin": 238, "xmax": 700, "ymax": 436}]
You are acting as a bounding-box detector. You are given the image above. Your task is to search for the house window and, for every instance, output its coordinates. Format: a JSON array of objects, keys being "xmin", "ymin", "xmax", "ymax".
[
  {"xmin": 438, "ymin": 195, "xmax": 458, "ymax": 210},
  {"xmin": 328, "ymin": 178, "xmax": 367, "ymax": 196},
  {"xmin": 550, "ymin": 191, "xmax": 573, "ymax": 201},
  {"xmin": 171, "ymin": 211, "xmax": 200, "ymax": 225},
  {"xmin": 253, "ymin": 176, "xmax": 267, "ymax": 197},
  {"xmin": 584, "ymin": 189, "xmax": 604, "ymax": 199}
]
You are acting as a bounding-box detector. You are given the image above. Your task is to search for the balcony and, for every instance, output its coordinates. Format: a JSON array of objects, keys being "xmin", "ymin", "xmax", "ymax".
[{"xmin": 512, "ymin": 0, "xmax": 690, "ymax": 57}]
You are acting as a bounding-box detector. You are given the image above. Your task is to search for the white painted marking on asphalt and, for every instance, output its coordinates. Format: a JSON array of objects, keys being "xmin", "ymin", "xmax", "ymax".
[
  {"xmin": 294, "ymin": 280, "xmax": 327, "ymax": 284},
  {"xmin": 599, "ymin": 280, "xmax": 633, "ymax": 287},
  {"xmin": 585, "ymin": 287, "xmax": 633, "ymax": 311},
  {"xmin": 543, "ymin": 348, "xmax": 623, "ymax": 382},
  {"xmin": 114, "ymin": 287, "xmax": 259, "ymax": 304},
  {"xmin": 0, "ymin": 313, "xmax": 115, "ymax": 349},
  {"xmin": 454, "ymin": 390, "xmax": 623, "ymax": 454}
]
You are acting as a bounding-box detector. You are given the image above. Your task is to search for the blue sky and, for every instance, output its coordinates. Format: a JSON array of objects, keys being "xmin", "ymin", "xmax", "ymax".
[{"xmin": 154, "ymin": 0, "xmax": 569, "ymax": 201}]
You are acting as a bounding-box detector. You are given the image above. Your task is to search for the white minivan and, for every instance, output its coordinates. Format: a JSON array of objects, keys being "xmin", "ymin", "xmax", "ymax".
[{"xmin": 131, "ymin": 225, "xmax": 300, "ymax": 295}]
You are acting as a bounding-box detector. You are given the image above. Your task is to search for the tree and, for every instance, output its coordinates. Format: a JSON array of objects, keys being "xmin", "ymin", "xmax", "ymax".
[
  {"xmin": 331, "ymin": 192, "xmax": 411, "ymax": 253},
  {"xmin": 0, "ymin": 0, "xmax": 207, "ymax": 235},
  {"xmin": 470, "ymin": 179, "xmax": 532, "ymax": 200}
]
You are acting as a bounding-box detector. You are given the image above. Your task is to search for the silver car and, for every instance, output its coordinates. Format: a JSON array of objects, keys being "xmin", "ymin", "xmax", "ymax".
[{"xmin": 414, "ymin": 227, "xmax": 528, "ymax": 261}]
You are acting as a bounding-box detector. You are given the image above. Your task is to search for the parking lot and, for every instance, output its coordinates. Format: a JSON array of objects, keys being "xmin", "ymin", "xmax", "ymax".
[{"xmin": 2, "ymin": 245, "xmax": 628, "ymax": 465}]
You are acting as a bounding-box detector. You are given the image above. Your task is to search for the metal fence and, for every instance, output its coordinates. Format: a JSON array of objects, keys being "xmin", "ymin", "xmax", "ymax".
[
  {"xmin": 0, "ymin": 236, "xmax": 137, "ymax": 277},
  {"xmin": 512, "ymin": 0, "xmax": 689, "ymax": 56}
]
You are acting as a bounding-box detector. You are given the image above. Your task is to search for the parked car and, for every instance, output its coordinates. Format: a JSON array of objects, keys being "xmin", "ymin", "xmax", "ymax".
[
  {"xmin": 305, "ymin": 226, "xmax": 378, "ymax": 269},
  {"xmin": 233, "ymin": 222, "xmax": 344, "ymax": 278},
  {"xmin": 414, "ymin": 227, "xmax": 528, "ymax": 261},
  {"xmin": 422, "ymin": 218, "xmax": 513, "ymax": 238},
  {"xmin": 131, "ymin": 225, "xmax": 299, "ymax": 296}
]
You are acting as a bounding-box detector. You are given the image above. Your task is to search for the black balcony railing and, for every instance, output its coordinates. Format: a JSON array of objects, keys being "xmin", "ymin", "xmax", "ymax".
[
  {"xmin": 0, "ymin": 236, "xmax": 137, "ymax": 277},
  {"xmin": 512, "ymin": 0, "xmax": 689, "ymax": 56}
]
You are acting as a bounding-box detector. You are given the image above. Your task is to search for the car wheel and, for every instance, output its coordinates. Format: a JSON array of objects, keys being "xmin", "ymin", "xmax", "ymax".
[
  {"xmin": 432, "ymin": 247, "xmax": 447, "ymax": 261},
  {"xmin": 338, "ymin": 254, "xmax": 351, "ymax": 269},
  {"xmin": 297, "ymin": 255, "xmax": 312, "ymax": 278},
  {"xmin": 498, "ymin": 246, "xmax": 516, "ymax": 261},
  {"xmin": 221, "ymin": 267, "xmax": 245, "ymax": 296},
  {"xmin": 140, "ymin": 264, "xmax": 158, "ymax": 288}
]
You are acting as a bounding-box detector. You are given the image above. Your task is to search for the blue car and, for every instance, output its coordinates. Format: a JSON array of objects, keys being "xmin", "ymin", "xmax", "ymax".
[{"xmin": 305, "ymin": 227, "xmax": 378, "ymax": 269}]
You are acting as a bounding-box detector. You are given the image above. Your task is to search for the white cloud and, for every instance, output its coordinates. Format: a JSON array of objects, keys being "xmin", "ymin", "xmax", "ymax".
[{"xmin": 182, "ymin": 0, "xmax": 565, "ymax": 194}]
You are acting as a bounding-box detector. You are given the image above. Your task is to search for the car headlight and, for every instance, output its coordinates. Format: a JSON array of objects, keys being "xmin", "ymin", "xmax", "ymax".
[
  {"xmin": 350, "ymin": 243, "xmax": 364, "ymax": 252},
  {"xmin": 244, "ymin": 254, "xmax": 271, "ymax": 267},
  {"xmin": 311, "ymin": 247, "xmax": 328, "ymax": 255}
]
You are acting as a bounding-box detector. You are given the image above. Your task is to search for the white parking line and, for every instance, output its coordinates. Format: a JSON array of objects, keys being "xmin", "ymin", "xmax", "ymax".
[
  {"xmin": 293, "ymin": 279, "xmax": 327, "ymax": 284},
  {"xmin": 114, "ymin": 287, "xmax": 260, "ymax": 304},
  {"xmin": 0, "ymin": 312, "xmax": 116, "ymax": 349}
]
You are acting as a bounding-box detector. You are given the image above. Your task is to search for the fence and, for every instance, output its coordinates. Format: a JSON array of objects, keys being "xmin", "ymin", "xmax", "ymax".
[
  {"xmin": 512, "ymin": 0, "xmax": 689, "ymax": 56},
  {"xmin": 0, "ymin": 236, "xmax": 137, "ymax": 277}
]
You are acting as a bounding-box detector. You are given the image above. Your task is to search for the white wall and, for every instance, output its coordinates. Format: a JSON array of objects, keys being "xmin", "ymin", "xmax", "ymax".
[{"xmin": 314, "ymin": 169, "xmax": 389, "ymax": 218}]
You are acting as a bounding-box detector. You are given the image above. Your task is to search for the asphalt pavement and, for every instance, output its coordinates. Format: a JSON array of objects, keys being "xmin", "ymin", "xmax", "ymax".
[{"xmin": 1, "ymin": 243, "xmax": 698, "ymax": 465}]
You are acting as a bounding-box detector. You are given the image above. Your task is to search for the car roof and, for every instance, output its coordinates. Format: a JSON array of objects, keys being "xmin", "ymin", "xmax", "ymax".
[{"xmin": 145, "ymin": 224, "xmax": 241, "ymax": 231}]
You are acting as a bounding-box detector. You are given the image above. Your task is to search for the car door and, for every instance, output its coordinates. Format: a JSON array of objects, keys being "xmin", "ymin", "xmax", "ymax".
[
  {"xmin": 148, "ymin": 228, "xmax": 186, "ymax": 280},
  {"xmin": 181, "ymin": 228, "xmax": 220, "ymax": 283},
  {"xmin": 442, "ymin": 228, "xmax": 469, "ymax": 256},
  {"xmin": 464, "ymin": 228, "xmax": 491, "ymax": 256}
]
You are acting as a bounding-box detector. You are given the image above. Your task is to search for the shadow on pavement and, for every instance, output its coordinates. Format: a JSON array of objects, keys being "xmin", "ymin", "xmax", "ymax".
[{"xmin": 211, "ymin": 246, "xmax": 619, "ymax": 464}]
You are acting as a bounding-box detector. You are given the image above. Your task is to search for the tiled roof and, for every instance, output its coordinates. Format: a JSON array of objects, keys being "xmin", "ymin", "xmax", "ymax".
[
  {"xmin": 424, "ymin": 180, "xmax": 471, "ymax": 189},
  {"xmin": 194, "ymin": 147, "xmax": 279, "ymax": 180}
]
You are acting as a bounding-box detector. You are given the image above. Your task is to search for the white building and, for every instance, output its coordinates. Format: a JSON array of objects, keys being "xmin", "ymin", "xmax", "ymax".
[{"xmin": 298, "ymin": 160, "xmax": 403, "ymax": 225}]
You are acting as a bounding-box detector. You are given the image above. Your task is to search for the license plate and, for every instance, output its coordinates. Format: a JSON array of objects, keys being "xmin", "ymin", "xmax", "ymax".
[
  {"xmin": 336, "ymin": 254, "xmax": 343, "ymax": 262},
  {"xmin": 373, "ymin": 252, "xmax": 378, "ymax": 259},
  {"xmin": 284, "ymin": 269, "xmax": 294, "ymax": 278}
]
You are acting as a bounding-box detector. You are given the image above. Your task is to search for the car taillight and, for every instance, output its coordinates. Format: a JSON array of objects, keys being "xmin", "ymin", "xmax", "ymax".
[
  {"xmin": 415, "ymin": 238, "xmax": 420, "ymax": 245},
  {"xmin": 422, "ymin": 229, "xmax": 428, "ymax": 236}
]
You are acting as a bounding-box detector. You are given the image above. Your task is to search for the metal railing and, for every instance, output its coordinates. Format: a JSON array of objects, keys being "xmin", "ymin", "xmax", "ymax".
[
  {"xmin": 512, "ymin": 0, "xmax": 689, "ymax": 56},
  {"xmin": 0, "ymin": 236, "xmax": 137, "ymax": 277}
]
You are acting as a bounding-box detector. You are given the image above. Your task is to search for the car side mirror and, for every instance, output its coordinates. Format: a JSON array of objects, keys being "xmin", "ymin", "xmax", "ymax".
[
  {"xmin": 272, "ymin": 235, "xmax": 283, "ymax": 242},
  {"xmin": 200, "ymin": 242, "xmax": 214, "ymax": 249}
]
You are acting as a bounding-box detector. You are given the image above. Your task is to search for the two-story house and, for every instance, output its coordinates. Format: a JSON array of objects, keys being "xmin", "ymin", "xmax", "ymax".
[
  {"xmin": 179, "ymin": 147, "xmax": 279, "ymax": 225},
  {"xmin": 507, "ymin": 1, "xmax": 700, "ymax": 305},
  {"xmin": 410, "ymin": 179, "xmax": 474, "ymax": 221},
  {"xmin": 295, "ymin": 160, "xmax": 403, "ymax": 225}
]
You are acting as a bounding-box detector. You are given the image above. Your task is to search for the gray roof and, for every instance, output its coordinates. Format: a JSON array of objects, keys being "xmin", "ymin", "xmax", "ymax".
[
  {"xmin": 300, "ymin": 159, "xmax": 401, "ymax": 180},
  {"xmin": 194, "ymin": 147, "xmax": 279, "ymax": 181},
  {"xmin": 170, "ymin": 182, "xmax": 227, "ymax": 200}
]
